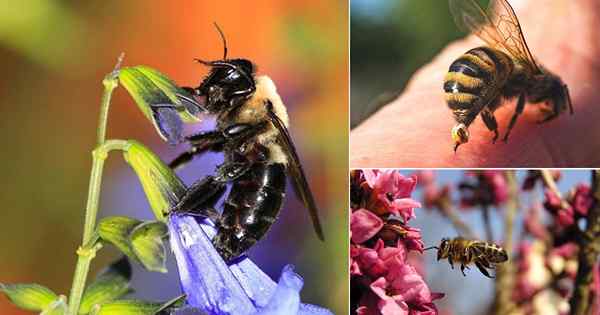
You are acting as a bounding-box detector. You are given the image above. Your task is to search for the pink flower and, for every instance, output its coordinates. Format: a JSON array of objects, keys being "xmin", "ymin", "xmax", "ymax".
[
  {"xmin": 402, "ymin": 226, "xmax": 425, "ymax": 253},
  {"xmin": 524, "ymin": 204, "xmax": 549, "ymax": 241},
  {"xmin": 353, "ymin": 239, "xmax": 406, "ymax": 279},
  {"xmin": 459, "ymin": 171, "xmax": 508, "ymax": 208},
  {"xmin": 481, "ymin": 171, "xmax": 509, "ymax": 205},
  {"xmin": 363, "ymin": 170, "xmax": 421, "ymax": 220},
  {"xmin": 351, "ymin": 209, "xmax": 384, "ymax": 244},
  {"xmin": 522, "ymin": 170, "xmax": 562, "ymax": 191},
  {"xmin": 572, "ymin": 184, "xmax": 593, "ymax": 216},
  {"xmin": 367, "ymin": 262, "xmax": 443, "ymax": 315}
]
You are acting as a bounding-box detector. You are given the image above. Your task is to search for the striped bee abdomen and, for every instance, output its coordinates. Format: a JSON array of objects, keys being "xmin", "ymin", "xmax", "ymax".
[
  {"xmin": 444, "ymin": 47, "xmax": 513, "ymax": 125},
  {"xmin": 472, "ymin": 241, "xmax": 508, "ymax": 263}
]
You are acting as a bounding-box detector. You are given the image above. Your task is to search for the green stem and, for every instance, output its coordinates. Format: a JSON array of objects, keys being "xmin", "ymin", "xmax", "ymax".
[
  {"xmin": 67, "ymin": 140, "xmax": 130, "ymax": 315},
  {"xmin": 67, "ymin": 54, "xmax": 126, "ymax": 315}
]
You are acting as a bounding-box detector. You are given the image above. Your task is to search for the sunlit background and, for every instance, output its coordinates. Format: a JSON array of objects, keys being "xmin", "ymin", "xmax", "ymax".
[
  {"xmin": 350, "ymin": 0, "xmax": 477, "ymax": 127},
  {"xmin": 0, "ymin": 1, "xmax": 348, "ymax": 314},
  {"xmin": 404, "ymin": 170, "xmax": 589, "ymax": 315}
]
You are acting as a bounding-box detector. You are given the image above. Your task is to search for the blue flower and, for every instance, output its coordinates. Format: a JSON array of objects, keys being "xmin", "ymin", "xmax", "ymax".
[{"xmin": 168, "ymin": 215, "xmax": 333, "ymax": 315}]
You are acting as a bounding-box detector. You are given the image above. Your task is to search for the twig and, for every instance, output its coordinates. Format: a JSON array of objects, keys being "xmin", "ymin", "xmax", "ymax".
[
  {"xmin": 493, "ymin": 171, "xmax": 518, "ymax": 315},
  {"xmin": 569, "ymin": 170, "xmax": 600, "ymax": 315},
  {"xmin": 482, "ymin": 205, "xmax": 494, "ymax": 241},
  {"xmin": 541, "ymin": 169, "xmax": 570, "ymax": 210}
]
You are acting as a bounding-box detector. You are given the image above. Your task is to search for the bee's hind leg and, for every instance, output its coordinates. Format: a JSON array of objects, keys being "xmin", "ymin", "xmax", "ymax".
[
  {"xmin": 460, "ymin": 264, "xmax": 469, "ymax": 276},
  {"xmin": 475, "ymin": 261, "xmax": 494, "ymax": 279},
  {"xmin": 503, "ymin": 93, "xmax": 526, "ymax": 142},
  {"xmin": 172, "ymin": 176, "xmax": 226, "ymax": 222},
  {"xmin": 481, "ymin": 109, "xmax": 499, "ymax": 143}
]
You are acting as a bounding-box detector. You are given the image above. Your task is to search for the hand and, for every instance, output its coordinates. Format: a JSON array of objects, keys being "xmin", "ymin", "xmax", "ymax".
[{"xmin": 350, "ymin": 0, "xmax": 600, "ymax": 167}]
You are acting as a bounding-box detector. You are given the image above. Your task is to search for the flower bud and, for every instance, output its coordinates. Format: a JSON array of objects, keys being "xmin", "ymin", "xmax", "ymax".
[
  {"xmin": 123, "ymin": 140, "xmax": 186, "ymax": 220},
  {"xmin": 119, "ymin": 66, "xmax": 203, "ymax": 144}
]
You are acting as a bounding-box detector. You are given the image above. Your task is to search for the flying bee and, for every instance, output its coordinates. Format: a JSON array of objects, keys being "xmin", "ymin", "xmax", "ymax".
[
  {"xmin": 445, "ymin": 0, "xmax": 573, "ymax": 151},
  {"xmin": 425, "ymin": 237, "xmax": 508, "ymax": 278},
  {"xmin": 167, "ymin": 24, "xmax": 324, "ymax": 261}
]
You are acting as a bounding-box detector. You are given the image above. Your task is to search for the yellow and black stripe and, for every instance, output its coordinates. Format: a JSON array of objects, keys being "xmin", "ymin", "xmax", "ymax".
[
  {"xmin": 471, "ymin": 241, "xmax": 508, "ymax": 264},
  {"xmin": 444, "ymin": 46, "xmax": 514, "ymax": 124}
]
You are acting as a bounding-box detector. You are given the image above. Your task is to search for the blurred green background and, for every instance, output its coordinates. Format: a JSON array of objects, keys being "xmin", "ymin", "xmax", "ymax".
[
  {"xmin": 351, "ymin": 0, "xmax": 483, "ymax": 128},
  {"xmin": 0, "ymin": 1, "xmax": 348, "ymax": 314}
]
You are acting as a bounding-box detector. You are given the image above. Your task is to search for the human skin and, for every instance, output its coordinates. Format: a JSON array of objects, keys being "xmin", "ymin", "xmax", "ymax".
[{"xmin": 350, "ymin": 0, "xmax": 600, "ymax": 168}]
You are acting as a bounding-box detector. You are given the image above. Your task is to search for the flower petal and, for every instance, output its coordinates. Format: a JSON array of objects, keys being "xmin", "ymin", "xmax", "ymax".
[
  {"xmin": 168, "ymin": 215, "xmax": 256, "ymax": 314},
  {"xmin": 256, "ymin": 265, "xmax": 302, "ymax": 314},
  {"xmin": 351, "ymin": 209, "xmax": 384, "ymax": 244}
]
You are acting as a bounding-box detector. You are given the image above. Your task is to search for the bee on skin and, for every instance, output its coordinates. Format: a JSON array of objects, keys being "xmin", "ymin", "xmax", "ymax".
[
  {"xmin": 426, "ymin": 237, "xmax": 508, "ymax": 278},
  {"xmin": 445, "ymin": 0, "xmax": 573, "ymax": 152}
]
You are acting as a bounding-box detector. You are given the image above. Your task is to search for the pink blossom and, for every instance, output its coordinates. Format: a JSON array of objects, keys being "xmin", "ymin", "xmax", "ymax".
[
  {"xmin": 524, "ymin": 204, "xmax": 549, "ymax": 241},
  {"xmin": 387, "ymin": 198, "xmax": 421, "ymax": 222},
  {"xmin": 366, "ymin": 262, "xmax": 443, "ymax": 315},
  {"xmin": 481, "ymin": 171, "xmax": 509, "ymax": 205},
  {"xmin": 572, "ymin": 184, "xmax": 593, "ymax": 216},
  {"xmin": 353, "ymin": 239, "xmax": 406, "ymax": 279},
  {"xmin": 402, "ymin": 226, "xmax": 425, "ymax": 253},
  {"xmin": 363, "ymin": 170, "xmax": 420, "ymax": 219},
  {"xmin": 351, "ymin": 209, "xmax": 384, "ymax": 244},
  {"xmin": 459, "ymin": 171, "xmax": 508, "ymax": 208}
]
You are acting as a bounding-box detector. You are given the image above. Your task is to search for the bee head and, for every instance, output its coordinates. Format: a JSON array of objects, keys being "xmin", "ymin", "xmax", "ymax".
[
  {"xmin": 437, "ymin": 238, "xmax": 450, "ymax": 261},
  {"xmin": 451, "ymin": 123, "xmax": 469, "ymax": 151},
  {"xmin": 194, "ymin": 59, "xmax": 256, "ymax": 113},
  {"xmin": 530, "ymin": 68, "xmax": 574, "ymax": 116},
  {"xmin": 190, "ymin": 24, "xmax": 257, "ymax": 114}
]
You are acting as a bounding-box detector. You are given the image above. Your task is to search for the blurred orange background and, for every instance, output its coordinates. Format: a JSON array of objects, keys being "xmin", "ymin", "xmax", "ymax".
[{"xmin": 0, "ymin": 1, "xmax": 348, "ymax": 314}]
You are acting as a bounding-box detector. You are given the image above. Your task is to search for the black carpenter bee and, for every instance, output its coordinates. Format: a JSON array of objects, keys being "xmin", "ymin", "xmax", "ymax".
[
  {"xmin": 168, "ymin": 24, "xmax": 324, "ymax": 261},
  {"xmin": 426, "ymin": 237, "xmax": 508, "ymax": 278},
  {"xmin": 445, "ymin": 0, "xmax": 573, "ymax": 151}
]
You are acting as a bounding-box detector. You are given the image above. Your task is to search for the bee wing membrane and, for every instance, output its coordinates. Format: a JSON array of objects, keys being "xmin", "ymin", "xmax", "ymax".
[
  {"xmin": 267, "ymin": 107, "xmax": 325, "ymax": 241},
  {"xmin": 449, "ymin": 0, "xmax": 540, "ymax": 72}
]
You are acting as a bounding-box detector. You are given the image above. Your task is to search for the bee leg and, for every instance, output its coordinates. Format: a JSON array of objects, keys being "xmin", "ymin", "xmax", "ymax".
[
  {"xmin": 503, "ymin": 93, "xmax": 526, "ymax": 142},
  {"xmin": 460, "ymin": 264, "xmax": 468, "ymax": 276},
  {"xmin": 172, "ymin": 176, "xmax": 227, "ymax": 218},
  {"xmin": 475, "ymin": 261, "xmax": 494, "ymax": 278},
  {"xmin": 448, "ymin": 256, "xmax": 455, "ymax": 269},
  {"xmin": 481, "ymin": 109, "xmax": 499, "ymax": 143},
  {"xmin": 169, "ymin": 130, "xmax": 227, "ymax": 170}
]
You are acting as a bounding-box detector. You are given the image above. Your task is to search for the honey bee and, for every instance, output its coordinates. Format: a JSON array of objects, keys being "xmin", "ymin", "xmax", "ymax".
[
  {"xmin": 445, "ymin": 0, "xmax": 573, "ymax": 151},
  {"xmin": 426, "ymin": 237, "xmax": 508, "ymax": 278}
]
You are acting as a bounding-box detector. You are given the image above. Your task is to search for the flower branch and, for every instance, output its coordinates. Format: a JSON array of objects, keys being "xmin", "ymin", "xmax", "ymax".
[{"xmin": 569, "ymin": 170, "xmax": 600, "ymax": 315}]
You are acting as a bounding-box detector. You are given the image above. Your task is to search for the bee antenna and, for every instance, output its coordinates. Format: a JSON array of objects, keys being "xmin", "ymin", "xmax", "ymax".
[
  {"xmin": 213, "ymin": 22, "xmax": 228, "ymax": 60},
  {"xmin": 423, "ymin": 246, "xmax": 439, "ymax": 251}
]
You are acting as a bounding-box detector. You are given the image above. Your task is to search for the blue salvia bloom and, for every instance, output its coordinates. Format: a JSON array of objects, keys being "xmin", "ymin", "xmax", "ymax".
[{"xmin": 168, "ymin": 215, "xmax": 334, "ymax": 315}]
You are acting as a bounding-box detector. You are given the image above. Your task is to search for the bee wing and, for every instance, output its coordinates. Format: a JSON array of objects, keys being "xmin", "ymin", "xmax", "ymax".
[
  {"xmin": 449, "ymin": 0, "xmax": 540, "ymax": 73},
  {"xmin": 267, "ymin": 108, "xmax": 325, "ymax": 241}
]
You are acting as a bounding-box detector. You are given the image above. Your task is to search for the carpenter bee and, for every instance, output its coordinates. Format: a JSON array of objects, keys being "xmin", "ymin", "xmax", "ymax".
[
  {"xmin": 169, "ymin": 24, "xmax": 324, "ymax": 261},
  {"xmin": 445, "ymin": 0, "xmax": 573, "ymax": 152},
  {"xmin": 426, "ymin": 237, "xmax": 508, "ymax": 278}
]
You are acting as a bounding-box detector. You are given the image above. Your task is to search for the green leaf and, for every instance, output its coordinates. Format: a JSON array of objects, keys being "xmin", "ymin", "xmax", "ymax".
[
  {"xmin": 94, "ymin": 295, "xmax": 185, "ymax": 315},
  {"xmin": 0, "ymin": 283, "xmax": 58, "ymax": 311},
  {"xmin": 79, "ymin": 257, "xmax": 133, "ymax": 314},
  {"xmin": 40, "ymin": 295, "xmax": 68, "ymax": 315},
  {"xmin": 97, "ymin": 216, "xmax": 141, "ymax": 259},
  {"xmin": 129, "ymin": 221, "xmax": 168, "ymax": 273},
  {"xmin": 124, "ymin": 140, "xmax": 187, "ymax": 220}
]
